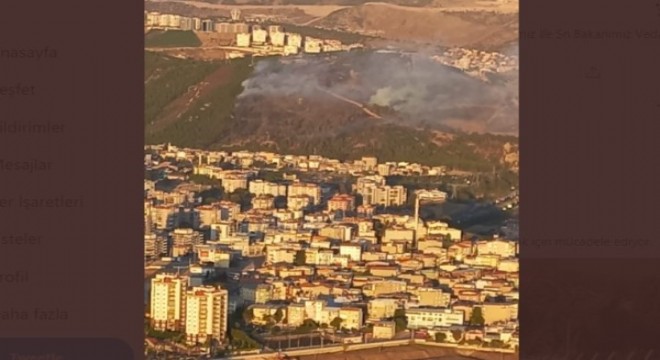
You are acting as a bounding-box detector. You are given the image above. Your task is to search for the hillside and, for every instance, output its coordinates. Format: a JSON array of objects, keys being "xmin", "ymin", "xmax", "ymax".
[
  {"xmin": 145, "ymin": 51, "xmax": 518, "ymax": 173},
  {"xmin": 145, "ymin": 30, "xmax": 202, "ymax": 48},
  {"xmin": 316, "ymin": 3, "xmax": 518, "ymax": 50}
]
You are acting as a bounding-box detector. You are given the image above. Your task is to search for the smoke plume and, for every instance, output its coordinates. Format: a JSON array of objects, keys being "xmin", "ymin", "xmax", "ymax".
[{"xmin": 236, "ymin": 50, "xmax": 518, "ymax": 135}]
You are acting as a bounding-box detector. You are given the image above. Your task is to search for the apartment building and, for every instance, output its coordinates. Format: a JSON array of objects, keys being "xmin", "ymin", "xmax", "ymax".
[
  {"xmin": 252, "ymin": 195, "xmax": 275, "ymax": 210},
  {"xmin": 151, "ymin": 204, "xmax": 177, "ymax": 230},
  {"xmin": 170, "ymin": 228, "xmax": 204, "ymax": 257},
  {"xmin": 150, "ymin": 274, "xmax": 189, "ymax": 331},
  {"xmin": 476, "ymin": 238, "xmax": 517, "ymax": 258},
  {"xmin": 288, "ymin": 182, "xmax": 321, "ymax": 206},
  {"xmin": 367, "ymin": 298, "xmax": 399, "ymax": 320},
  {"xmin": 339, "ymin": 244, "xmax": 362, "ymax": 262},
  {"xmin": 287, "ymin": 303, "xmax": 306, "ymax": 327},
  {"xmin": 145, "ymin": 233, "xmax": 167, "ymax": 260},
  {"xmin": 184, "ymin": 286, "xmax": 229, "ymax": 346},
  {"xmin": 195, "ymin": 244, "xmax": 231, "ymax": 268},
  {"xmin": 362, "ymin": 280, "xmax": 407, "ymax": 297},
  {"xmin": 194, "ymin": 204, "xmax": 220, "ymax": 229},
  {"xmin": 287, "ymin": 195, "xmax": 312, "ymax": 211},
  {"xmin": 406, "ymin": 308, "xmax": 464, "ymax": 329},
  {"xmin": 217, "ymin": 201, "xmax": 241, "ymax": 221},
  {"xmin": 249, "ymin": 180, "xmax": 287, "ymax": 197},
  {"xmin": 413, "ymin": 288, "xmax": 451, "ymax": 308},
  {"xmin": 373, "ymin": 186, "xmax": 407, "ymax": 207},
  {"xmin": 339, "ymin": 307, "xmax": 364, "ymax": 330},
  {"xmin": 327, "ymin": 194, "xmax": 355, "ymax": 213},
  {"xmin": 372, "ymin": 321, "xmax": 396, "ymax": 339},
  {"xmin": 222, "ymin": 175, "xmax": 248, "ymax": 193},
  {"xmin": 425, "ymin": 221, "xmax": 462, "ymax": 241}
]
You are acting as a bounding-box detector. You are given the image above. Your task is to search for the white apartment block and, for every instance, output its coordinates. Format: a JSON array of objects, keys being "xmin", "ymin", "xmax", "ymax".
[
  {"xmin": 150, "ymin": 274, "xmax": 189, "ymax": 331},
  {"xmin": 249, "ymin": 180, "xmax": 286, "ymax": 197},
  {"xmin": 184, "ymin": 286, "xmax": 229, "ymax": 346},
  {"xmin": 406, "ymin": 308, "xmax": 464, "ymax": 329}
]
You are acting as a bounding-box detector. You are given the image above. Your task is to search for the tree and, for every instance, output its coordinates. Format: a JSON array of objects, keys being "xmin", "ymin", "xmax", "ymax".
[
  {"xmin": 435, "ymin": 333, "xmax": 447, "ymax": 343},
  {"xmin": 273, "ymin": 308, "xmax": 284, "ymax": 324},
  {"xmin": 330, "ymin": 316, "xmax": 343, "ymax": 331},
  {"xmin": 293, "ymin": 319, "xmax": 319, "ymax": 334},
  {"xmin": 242, "ymin": 307, "xmax": 254, "ymax": 325},
  {"xmin": 469, "ymin": 307, "xmax": 485, "ymax": 326},
  {"xmin": 488, "ymin": 339, "xmax": 505, "ymax": 348},
  {"xmin": 393, "ymin": 309, "xmax": 407, "ymax": 332},
  {"xmin": 262, "ymin": 314, "xmax": 275, "ymax": 331},
  {"xmin": 294, "ymin": 250, "xmax": 306, "ymax": 266},
  {"xmin": 189, "ymin": 174, "xmax": 219, "ymax": 186},
  {"xmin": 230, "ymin": 328, "xmax": 260, "ymax": 351}
]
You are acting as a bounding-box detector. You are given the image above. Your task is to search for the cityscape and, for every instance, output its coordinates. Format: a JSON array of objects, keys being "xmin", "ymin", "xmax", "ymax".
[
  {"xmin": 144, "ymin": 145, "xmax": 519, "ymax": 359},
  {"xmin": 144, "ymin": 0, "xmax": 518, "ymax": 358}
]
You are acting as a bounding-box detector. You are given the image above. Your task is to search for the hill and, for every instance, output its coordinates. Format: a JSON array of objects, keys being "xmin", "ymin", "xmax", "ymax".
[
  {"xmin": 145, "ymin": 30, "xmax": 202, "ymax": 48},
  {"xmin": 145, "ymin": 52, "xmax": 518, "ymax": 173},
  {"xmin": 315, "ymin": 3, "xmax": 518, "ymax": 50}
]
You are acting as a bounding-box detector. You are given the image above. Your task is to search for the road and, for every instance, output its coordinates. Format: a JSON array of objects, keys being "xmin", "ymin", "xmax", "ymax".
[
  {"xmin": 261, "ymin": 333, "xmax": 339, "ymax": 351},
  {"xmin": 214, "ymin": 339, "xmax": 516, "ymax": 360}
]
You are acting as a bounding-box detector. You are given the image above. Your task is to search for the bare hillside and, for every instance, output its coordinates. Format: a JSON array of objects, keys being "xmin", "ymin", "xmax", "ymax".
[{"xmin": 316, "ymin": 3, "xmax": 518, "ymax": 49}]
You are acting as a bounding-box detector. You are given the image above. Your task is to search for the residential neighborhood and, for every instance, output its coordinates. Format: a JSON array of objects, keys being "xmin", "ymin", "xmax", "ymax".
[{"xmin": 143, "ymin": 143, "xmax": 519, "ymax": 358}]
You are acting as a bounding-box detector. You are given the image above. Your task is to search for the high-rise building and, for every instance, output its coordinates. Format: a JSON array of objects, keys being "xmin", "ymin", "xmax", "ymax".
[
  {"xmin": 150, "ymin": 274, "xmax": 189, "ymax": 331},
  {"xmin": 184, "ymin": 286, "xmax": 229, "ymax": 346}
]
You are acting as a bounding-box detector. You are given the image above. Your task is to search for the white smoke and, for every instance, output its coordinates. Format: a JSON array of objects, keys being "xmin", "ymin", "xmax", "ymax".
[{"xmin": 236, "ymin": 50, "xmax": 518, "ymax": 134}]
